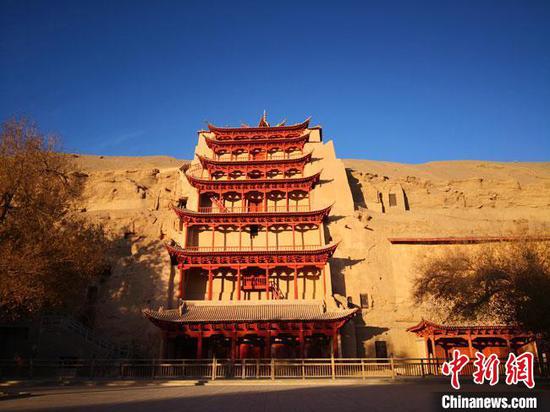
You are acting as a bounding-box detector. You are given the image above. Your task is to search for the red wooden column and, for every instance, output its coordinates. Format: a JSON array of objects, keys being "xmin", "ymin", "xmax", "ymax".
[
  {"xmin": 265, "ymin": 266, "xmax": 270, "ymax": 300},
  {"xmin": 208, "ymin": 266, "xmax": 213, "ymax": 300},
  {"xmin": 263, "ymin": 190, "xmax": 268, "ymax": 211},
  {"xmin": 264, "ymin": 329, "xmax": 271, "ymax": 358},
  {"xmin": 265, "ymin": 224, "xmax": 270, "ymax": 250},
  {"xmin": 183, "ymin": 223, "xmax": 189, "ymax": 248},
  {"xmin": 332, "ymin": 327, "xmax": 339, "ymax": 358},
  {"xmin": 211, "ymin": 225, "xmax": 216, "ymax": 250},
  {"xmin": 179, "ymin": 264, "xmax": 186, "ymax": 299},
  {"xmin": 293, "ymin": 265, "xmax": 298, "ymax": 300},
  {"xmin": 318, "ymin": 224, "xmax": 323, "ymax": 246},
  {"xmin": 429, "ymin": 335, "xmax": 436, "ymax": 358},
  {"xmin": 292, "ymin": 224, "xmax": 296, "ymax": 248},
  {"xmin": 237, "ymin": 265, "xmax": 241, "ymax": 301},
  {"xmin": 299, "ymin": 324, "xmax": 305, "ymax": 358},
  {"xmin": 197, "ymin": 327, "xmax": 203, "ymax": 359},
  {"xmin": 321, "ymin": 265, "xmax": 326, "ymax": 297},
  {"xmin": 286, "ymin": 190, "xmax": 290, "ymax": 211},
  {"xmin": 231, "ymin": 331, "xmax": 237, "ymax": 360},
  {"xmin": 238, "ymin": 225, "xmax": 242, "ymax": 250},
  {"xmin": 467, "ymin": 333, "xmax": 474, "ymax": 358}
]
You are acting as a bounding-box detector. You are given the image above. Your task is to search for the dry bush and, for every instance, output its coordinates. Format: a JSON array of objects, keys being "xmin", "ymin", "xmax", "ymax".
[
  {"xmin": 413, "ymin": 239, "xmax": 550, "ymax": 337},
  {"xmin": 0, "ymin": 118, "xmax": 110, "ymax": 321}
]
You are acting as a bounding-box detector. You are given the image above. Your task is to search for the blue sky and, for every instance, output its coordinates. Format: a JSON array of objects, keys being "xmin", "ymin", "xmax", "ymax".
[{"xmin": 1, "ymin": 0, "xmax": 549, "ymax": 162}]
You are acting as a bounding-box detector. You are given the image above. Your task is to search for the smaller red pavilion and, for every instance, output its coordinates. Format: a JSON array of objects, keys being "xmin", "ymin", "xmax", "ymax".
[{"xmin": 407, "ymin": 319, "xmax": 538, "ymax": 359}]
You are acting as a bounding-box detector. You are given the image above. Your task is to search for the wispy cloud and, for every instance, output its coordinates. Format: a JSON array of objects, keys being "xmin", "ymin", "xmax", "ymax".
[{"xmin": 94, "ymin": 129, "xmax": 147, "ymax": 151}]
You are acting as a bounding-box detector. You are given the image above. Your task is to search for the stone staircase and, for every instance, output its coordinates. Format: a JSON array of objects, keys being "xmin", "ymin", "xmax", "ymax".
[{"xmin": 39, "ymin": 316, "xmax": 129, "ymax": 359}]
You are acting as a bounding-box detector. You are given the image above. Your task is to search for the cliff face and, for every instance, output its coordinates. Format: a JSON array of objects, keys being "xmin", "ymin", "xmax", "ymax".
[
  {"xmin": 337, "ymin": 160, "xmax": 550, "ymax": 357},
  {"xmin": 74, "ymin": 155, "xmax": 188, "ymax": 355},
  {"xmin": 74, "ymin": 154, "xmax": 550, "ymax": 357}
]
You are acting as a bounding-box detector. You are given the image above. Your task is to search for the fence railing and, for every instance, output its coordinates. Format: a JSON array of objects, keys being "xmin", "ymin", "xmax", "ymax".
[
  {"xmin": 195, "ymin": 205, "xmax": 312, "ymax": 214},
  {"xmin": 2, "ymin": 358, "xmax": 549, "ymax": 380},
  {"xmin": 212, "ymin": 152, "xmax": 307, "ymax": 162},
  {"xmin": 183, "ymin": 244, "xmax": 323, "ymax": 253}
]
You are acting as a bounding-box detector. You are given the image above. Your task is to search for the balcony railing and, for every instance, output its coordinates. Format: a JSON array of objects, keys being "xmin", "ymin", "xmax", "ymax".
[
  {"xmin": 195, "ymin": 205, "xmax": 311, "ymax": 214},
  {"xmin": 213, "ymin": 151, "xmax": 307, "ymax": 162},
  {"xmin": 183, "ymin": 244, "xmax": 323, "ymax": 253},
  {"xmin": 186, "ymin": 166, "xmax": 304, "ymax": 180}
]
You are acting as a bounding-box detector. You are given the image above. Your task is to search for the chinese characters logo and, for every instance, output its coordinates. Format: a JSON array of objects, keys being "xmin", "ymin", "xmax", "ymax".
[{"xmin": 441, "ymin": 350, "xmax": 535, "ymax": 390}]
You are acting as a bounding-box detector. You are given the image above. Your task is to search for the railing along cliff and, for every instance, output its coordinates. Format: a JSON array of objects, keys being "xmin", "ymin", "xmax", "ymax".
[{"xmin": 2, "ymin": 357, "xmax": 549, "ymax": 380}]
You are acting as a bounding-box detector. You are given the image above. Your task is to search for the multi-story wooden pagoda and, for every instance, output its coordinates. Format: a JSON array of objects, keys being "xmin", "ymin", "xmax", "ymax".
[{"xmin": 144, "ymin": 114, "xmax": 358, "ymax": 359}]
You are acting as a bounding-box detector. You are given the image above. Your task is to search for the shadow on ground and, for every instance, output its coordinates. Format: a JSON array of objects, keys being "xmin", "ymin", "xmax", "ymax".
[{"xmin": 1, "ymin": 381, "xmax": 548, "ymax": 412}]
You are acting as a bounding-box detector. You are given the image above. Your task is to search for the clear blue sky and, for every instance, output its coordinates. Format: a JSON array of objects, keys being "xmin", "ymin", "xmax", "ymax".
[{"xmin": 1, "ymin": 0, "xmax": 549, "ymax": 162}]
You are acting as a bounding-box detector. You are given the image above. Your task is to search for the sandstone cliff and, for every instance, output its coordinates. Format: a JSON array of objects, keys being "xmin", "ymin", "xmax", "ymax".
[{"xmin": 74, "ymin": 154, "xmax": 550, "ymax": 356}]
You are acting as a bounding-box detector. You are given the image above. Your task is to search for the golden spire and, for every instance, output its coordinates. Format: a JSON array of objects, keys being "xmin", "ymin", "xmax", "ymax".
[{"xmin": 258, "ymin": 110, "xmax": 270, "ymax": 127}]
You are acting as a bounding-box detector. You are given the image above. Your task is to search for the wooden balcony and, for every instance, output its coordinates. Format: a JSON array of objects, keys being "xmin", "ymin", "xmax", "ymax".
[{"xmin": 166, "ymin": 242, "xmax": 339, "ymax": 266}]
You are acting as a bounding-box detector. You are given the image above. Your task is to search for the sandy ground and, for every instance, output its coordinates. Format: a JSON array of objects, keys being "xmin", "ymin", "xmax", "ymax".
[{"xmin": 1, "ymin": 380, "xmax": 548, "ymax": 412}]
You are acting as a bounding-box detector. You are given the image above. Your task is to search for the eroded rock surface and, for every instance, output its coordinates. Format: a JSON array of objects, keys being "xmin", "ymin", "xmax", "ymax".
[{"xmin": 75, "ymin": 154, "xmax": 550, "ymax": 357}]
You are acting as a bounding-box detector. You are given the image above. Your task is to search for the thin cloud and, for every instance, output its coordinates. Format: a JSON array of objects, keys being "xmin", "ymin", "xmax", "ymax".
[{"xmin": 94, "ymin": 129, "xmax": 146, "ymax": 151}]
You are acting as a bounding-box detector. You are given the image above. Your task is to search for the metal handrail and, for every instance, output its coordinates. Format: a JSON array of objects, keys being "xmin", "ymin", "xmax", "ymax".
[{"xmin": 41, "ymin": 316, "xmax": 116, "ymax": 353}]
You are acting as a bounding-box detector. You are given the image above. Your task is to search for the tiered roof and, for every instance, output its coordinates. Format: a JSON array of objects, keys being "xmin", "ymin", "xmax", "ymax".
[
  {"xmin": 185, "ymin": 170, "xmax": 322, "ymax": 192},
  {"xmin": 172, "ymin": 203, "xmax": 333, "ymax": 225},
  {"xmin": 166, "ymin": 242, "xmax": 339, "ymax": 266},
  {"xmin": 407, "ymin": 319, "xmax": 531, "ymax": 337},
  {"xmin": 144, "ymin": 300, "xmax": 357, "ymax": 324},
  {"xmin": 207, "ymin": 117, "xmax": 311, "ymax": 140}
]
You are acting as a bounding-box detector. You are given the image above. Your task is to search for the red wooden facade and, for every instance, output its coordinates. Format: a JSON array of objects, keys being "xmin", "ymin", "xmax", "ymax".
[
  {"xmin": 407, "ymin": 320, "xmax": 538, "ymax": 359},
  {"xmin": 144, "ymin": 116, "xmax": 357, "ymax": 359}
]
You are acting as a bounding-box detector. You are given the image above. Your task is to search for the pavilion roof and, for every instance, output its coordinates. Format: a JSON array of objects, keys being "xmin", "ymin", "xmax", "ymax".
[
  {"xmin": 164, "ymin": 242, "xmax": 339, "ymax": 266},
  {"xmin": 143, "ymin": 300, "xmax": 357, "ymax": 324},
  {"xmin": 171, "ymin": 203, "xmax": 333, "ymax": 220},
  {"xmin": 407, "ymin": 319, "xmax": 528, "ymax": 336},
  {"xmin": 166, "ymin": 241, "xmax": 338, "ymax": 255},
  {"xmin": 207, "ymin": 117, "xmax": 310, "ymax": 135},
  {"xmin": 184, "ymin": 170, "xmax": 322, "ymax": 191}
]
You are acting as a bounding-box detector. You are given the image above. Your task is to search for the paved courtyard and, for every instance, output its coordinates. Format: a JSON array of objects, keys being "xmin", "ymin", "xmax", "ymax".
[{"xmin": 2, "ymin": 379, "xmax": 549, "ymax": 412}]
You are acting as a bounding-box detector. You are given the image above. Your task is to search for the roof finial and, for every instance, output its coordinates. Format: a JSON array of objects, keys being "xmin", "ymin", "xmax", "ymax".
[{"xmin": 258, "ymin": 110, "xmax": 269, "ymax": 127}]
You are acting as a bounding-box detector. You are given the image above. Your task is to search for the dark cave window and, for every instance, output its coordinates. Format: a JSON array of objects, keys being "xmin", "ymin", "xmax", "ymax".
[
  {"xmin": 360, "ymin": 293, "xmax": 369, "ymax": 309},
  {"xmin": 250, "ymin": 225, "xmax": 259, "ymax": 238},
  {"xmin": 388, "ymin": 193, "xmax": 397, "ymax": 207},
  {"xmin": 375, "ymin": 341, "xmax": 388, "ymax": 359}
]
